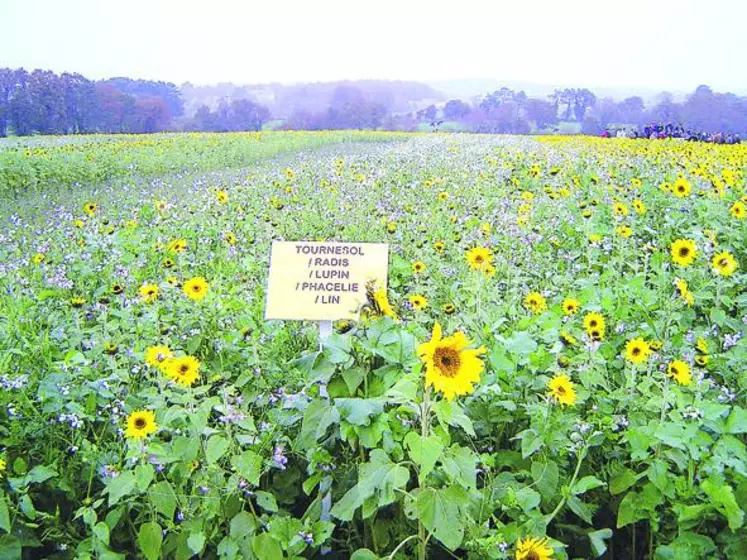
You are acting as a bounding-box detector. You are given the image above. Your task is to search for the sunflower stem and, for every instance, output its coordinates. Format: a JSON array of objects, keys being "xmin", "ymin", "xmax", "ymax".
[{"xmin": 418, "ymin": 386, "xmax": 431, "ymax": 560}]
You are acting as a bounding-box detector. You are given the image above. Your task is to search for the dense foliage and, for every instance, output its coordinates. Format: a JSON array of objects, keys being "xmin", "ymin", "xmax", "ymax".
[{"xmin": 0, "ymin": 133, "xmax": 746, "ymax": 559}]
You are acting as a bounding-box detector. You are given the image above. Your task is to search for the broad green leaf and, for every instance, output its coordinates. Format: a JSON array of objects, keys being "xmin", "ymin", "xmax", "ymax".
[
  {"xmin": 610, "ymin": 468, "xmax": 640, "ymax": 495},
  {"xmin": 106, "ymin": 472, "xmax": 137, "ymax": 506},
  {"xmin": 137, "ymin": 521, "xmax": 163, "ymax": 560},
  {"xmin": 148, "ymin": 481, "xmax": 177, "ymax": 521},
  {"xmin": 519, "ymin": 429, "xmax": 543, "ymax": 459},
  {"xmin": 0, "ymin": 497, "xmax": 9, "ymax": 533},
  {"xmin": 205, "ymin": 436, "xmax": 230, "ymax": 464},
  {"xmin": 231, "ymin": 450, "xmax": 263, "ymax": 486},
  {"xmin": 572, "ymin": 476, "xmax": 605, "ymax": 495},
  {"xmin": 342, "ymin": 366, "xmax": 365, "ymax": 395},
  {"xmin": 441, "ymin": 445, "xmax": 477, "ymax": 490},
  {"xmin": 93, "ymin": 522, "xmax": 110, "ymax": 546},
  {"xmin": 726, "ymin": 407, "xmax": 747, "ymax": 434},
  {"xmin": 351, "ymin": 549, "xmax": 381, "ymax": 560},
  {"xmin": 298, "ymin": 400, "xmax": 340, "ymax": 449},
  {"xmin": 187, "ymin": 532, "xmax": 206, "ymax": 555},
  {"xmin": 404, "ymin": 432, "xmax": 443, "ymax": 482},
  {"xmin": 255, "ymin": 491, "xmax": 278, "ymax": 513},
  {"xmin": 701, "ymin": 479, "xmax": 744, "ymax": 530},
  {"xmin": 567, "ymin": 495, "xmax": 594, "ymax": 524},
  {"xmin": 617, "ymin": 492, "xmax": 647, "ymax": 528},
  {"xmin": 515, "ymin": 487, "xmax": 541, "ymax": 513},
  {"xmin": 414, "ymin": 485, "xmax": 468, "ymax": 550},
  {"xmin": 252, "ymin": 533, "xmax": 283, "ymax": 560},
  {"xmin": 230, "ymin": 511, "xmax": 256, "ymax": 540},
  {"xmin": 134, "ymin": 464, "xmax": 154, "ymax": 492},
  {"xmin": 531, "ymin": 460, "xmax": 559, "ymax": 502},
  {"xmin": 335, "ymin": 398, "xmax": 384, "ymax": 426}
]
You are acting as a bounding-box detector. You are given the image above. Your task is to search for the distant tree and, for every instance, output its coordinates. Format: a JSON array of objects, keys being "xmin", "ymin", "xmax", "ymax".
[
  {"xmin": 443, "ymin": 99, "xmax": 470, "ymax": 120},
  {"xmin": 616, "ymin": 96, "xmax": 646, "ymax": 126},
  {"xmin": 572, "ymin": 88, "xmax": 596, "ymax": 121},
  {"xmin": 524, "ymin": 98, "xmax": 557, "ymax": 129},
  {"xmin": 228, "ymin": 98, "xmax": 270, "ymax": 131},
  {"xmin": 0, "ymin": 68, "xmax": 13, "ymax": 136}
]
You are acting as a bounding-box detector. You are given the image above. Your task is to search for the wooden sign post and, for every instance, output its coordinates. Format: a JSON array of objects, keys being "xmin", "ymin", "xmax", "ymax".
[{"xmin": 265, "ymin": 240, "xmax": 389, "ymax": 550}]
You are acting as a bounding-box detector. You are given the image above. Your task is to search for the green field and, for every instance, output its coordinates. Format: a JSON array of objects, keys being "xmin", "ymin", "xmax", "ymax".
[{"xmin": 0, "ymin": 132, "xmax": 746, "ymax": 559}]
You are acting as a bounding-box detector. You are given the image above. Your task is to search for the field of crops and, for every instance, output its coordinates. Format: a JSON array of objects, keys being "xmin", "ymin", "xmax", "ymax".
[{"xmin": 0, "ymin": 132, "xmax": 746, "ymax": 560}]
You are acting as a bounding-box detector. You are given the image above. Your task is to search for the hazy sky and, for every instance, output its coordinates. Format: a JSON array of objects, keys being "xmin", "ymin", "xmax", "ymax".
[{"xmin": 2, "ymin": 0, "xmax": 745, "ymax": 92}]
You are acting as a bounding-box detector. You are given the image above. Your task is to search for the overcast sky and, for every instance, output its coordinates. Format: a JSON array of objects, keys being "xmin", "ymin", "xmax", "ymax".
[{"xmin": 1, "ymin": 0, "xmax": 745, "ymax": 92}]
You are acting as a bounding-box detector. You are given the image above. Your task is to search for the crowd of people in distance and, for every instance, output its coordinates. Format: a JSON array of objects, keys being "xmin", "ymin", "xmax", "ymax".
[{"xmin": 602, "ymin": 122, "xmax": 742, "ymax": 144}]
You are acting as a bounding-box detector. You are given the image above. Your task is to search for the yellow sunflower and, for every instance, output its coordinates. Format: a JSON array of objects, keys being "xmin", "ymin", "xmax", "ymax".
[
  {"xmin": 437, "ymin": 192, "xmax": 449, "ymax": 201},
  {"xmin": 443, "ymin": 303, "xmax": 456, "ymax": 315},
  {"xmin": 139, "ymin": 284, "xmax": 159, "ymax": 302},
  {"xmin": 730, "ymin": 201, "xmax": 745, "ymax": 219},
  {"xmin": 0, "ymin": 457, "xmax": 5, "ymax": 478},
  {"xmin": 224, "ymin": 232, "xmax": 237, "ymax": 245},
  {"xmin": 216, "ymin": 190, "xmax": 229, "ymax": 204},
  {"xmin": 696, "ymin": 337, "xmax": 709, "ymax": 355},
  {"xmin": 613, "ymin": 202, "xmax": 629, "ymax": 216},
  {"xmin": 183, "ymin": 277, "xmax": 209, "ymax": 301},
  {"xmin": 616, "ymin": 225, "xmax": 632, "ymax": 238},
  {"xmin": 667, "ymin": 360, "xmax": 692, "ymax": 386},
  {"xmin": 417, "ymin": 322, "xmax": 485, "ymax": 401},
  {"xmin": 125, "ymin": 410, "xmax": 157, "ymax": 440},
  {"xmin": 168, "ymin": 239, "xmax": 187, "ymax": 253},
  {"xmin": 712, "ymin": 251, "xmax": 737, "ymax": 276},
  {"xmin": 560, "ymin": 330, "xmax": 578, "ymax": 346},
  {"xmin": 83, "ymin": 202, "xmax": 98, "ymax": 216},
  {"xmin": 632, "ymin": 199, "xmax": 646, "ymax": 214},
  {"xmin": 547, "ymin": 374, "xmax": 576, "ymax": 406},
  {"xmin": 524, "ymin": 292, "xmax": 547, "ymax": 315},
  {"xmin": 625, "ymin": 338, "xmax": 651, "ymax": 365},
  {"xmin": 145, "ymin": 345, "xmax": 173, "ymax": 368},
  {"xmin": 433, "ymin": 240, "xmax": 445, "ymax": 253},
  {"xmin": 465, "ymin": 247, "xmax": 494, "ymax": 270},
  {"xmin": 166, "ymin": 355, "xmax": 201, "ymax": 387},
  {"xmin": 670, "ymin": 239, "xmax": 697, "ymax": 267},
  {"xmin": 412, "ymin": 261, "xmax": 426, "ymax": 274},
  {"xmin": 409, "ymin": 295, "xmax": 428, "ymax": 311},
  {"xmin": 561, "ymin": 298, "xmax": 580, "ymax": 316},
  {"xmin": 675, "ymin": 279, "xmax": 694, "ymax": 306},
  {"xmin": 32, "ymin": 253, "xmax": 46, "ymax": 264},
  {"xmin": 672, "ymin": 177, "xmax": 691, "ymax": 198},
  {"xmin": 583, "ymin": 312, "xmax": 606, "ymax": 339},
  {"xmin": 515, "ymin": 537, "xmax": 553, "ymax": 560}
]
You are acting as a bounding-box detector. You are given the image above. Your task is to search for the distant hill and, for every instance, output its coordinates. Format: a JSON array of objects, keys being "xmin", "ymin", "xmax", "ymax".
[{"xmin": 181, "ymin": 80, "xmax": 445, "ymax": 118}]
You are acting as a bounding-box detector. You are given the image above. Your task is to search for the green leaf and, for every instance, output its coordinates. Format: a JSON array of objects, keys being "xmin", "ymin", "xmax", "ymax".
[
  {"xmin": 434, "ymin": 401, "xmax": 475, "ymax": 436},
  {"xmin": 505, "ymin": 331, "xmax": 537, "ymax": 357},
  {"xmin": 255, "ymin": 491, "xmax": 278, "ymax": 513},
  {"xmin": 515, "ymin": 487, "xmax": 541, "ymax": 513},
  {"xmin": 187, "ymin": 532, "xmax": 206, "ymax": 555},
  {"xmin": 342, "ymin": 366, "xmax": 365, "ymax": 395},
  {"xmin": 148, "ymin": 481, "xmax": 177, "ymax": 521},
  {"xmin": 230, "ymin": 511, "xmax": 257, "ymax": 540},
  {"xmin": 519, "ymin": 429, "xmax": 543, "ymax": 459},
  {"xmin": 137, "ymin": 521, "xmax": 163, "ymax": 560},
  {"xmin": 106, "ymin": 472, "xmax": 137, "ymax": 506},
  {"xmin": 93, "ymin": 522, "xmax": 110, "ymax": 546},
  {"xmin": 206, "ymin": 435, "xmax": 230, "ymax": 464},
  {"xmin": 531, "ymin": 460, "xmax": 559, "ymax": 502},
  {"xmin": 351, "ymin": 549, "xmax": 381, "ymax": 560},
  {"xmin": 610, "ymin": 468, "xmax": 640, "ymax": 495},
  {"xmin": 331, "ymin": 450, "xmax": 409, "ymax": 521},
  {"xmin": 588, "ymin": 528, "xmax": 613, "ymax": 557},
  {"xmin": 441, "ymin": 446, "xmax": 477, "ymax": 490},
  {"xmin": 567, "ymin": 495, "xmax": 595, "ymax": 524},
  {"xmin": 726, "ymin": 407, "xmax": 747, "ymax": 434},
  {"xmin": 134, "ymin": 464, "xmax": 154, "ymax": 492},
  {"xmin": 298, "ymin": 400, "xmax": 340, "ymax": 449},
  {"xmin": 617, "ymin": 492, "xmax": 646, "ymax": 528},
  {"xmin": 231, "ymin": 450, "xmax": 263, "ymax": 486},
  {"xmin": 335, "ymin": 398, "xmax": 384, "ymax": 426},
  {"xmin": 572, "ymin": 476, "xmax": 605, "ymax": 495},
  {"xmin": 0, "ymin": 496, "xmax": 9, "ymax": 533},
  {"xmin": 404, "ymin": 432, "xmax": 444, "ymax": 482},
  {"xmin": 414, "ymin": 485, "xmax": 468, "ymax": 551},
  {"xmin": 701, "ymin": 479, "xmax": 744, "ymax": 530},
  {"xmin": 252, "ymin": 533, "xmax": 282, "ymax": 560}
]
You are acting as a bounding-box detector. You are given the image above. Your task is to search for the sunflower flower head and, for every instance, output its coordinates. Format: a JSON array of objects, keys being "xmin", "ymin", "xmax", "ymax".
[
  {"xmin": 418, "ymin": 322, "xmax": 485, "ymax": 401},
  {"xmin": 670, "ymin": 239, "xmax": 697, "ymax": 267},
  {"xmin": 515, "ymin": 536, "xmax": 553, "ymax": 560},
  {"xmin": 547, "ymin": 374, "xmax": 577, "ymax": 406},
  {"xmin": 184, "ymin": 277, "xmax": 209, "ymax": 301},
  {"xmin": 524, "ymin": 292, "xmax": 547, "ymax": 315},
  {"xmin": 625, "ymin": 337, "xmax": 652, "ymax": 365},
  {"xmin": 125, "ymin": 410, "xmax": 157, "ymax": 440},
  {"xmin": 166, "ymin": 355, "xmax": 201, "ymax": 387},
  {"xmin": 465, "ymin": 247, "xmax": 494, "ymax": 271},
  {"xmin": 712, "ymin": 251, "xmax": 737, "ymax": 276},
  {"xmin": 667, "ymin": 360, "xmax": 692, "ymax": 386}
]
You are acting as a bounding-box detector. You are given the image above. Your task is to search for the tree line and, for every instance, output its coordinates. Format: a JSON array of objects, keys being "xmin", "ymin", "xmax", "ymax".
[{"xmin": 2, "ymin": 67, "xmax": 746, "ymax": 137}]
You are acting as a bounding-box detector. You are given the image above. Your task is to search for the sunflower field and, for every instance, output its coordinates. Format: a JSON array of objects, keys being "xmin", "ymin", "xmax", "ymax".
[{"xmin": 0, "ymin": 132, "xmax": 746, "ymax": 560}]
